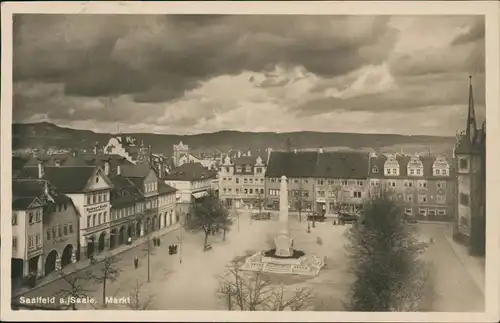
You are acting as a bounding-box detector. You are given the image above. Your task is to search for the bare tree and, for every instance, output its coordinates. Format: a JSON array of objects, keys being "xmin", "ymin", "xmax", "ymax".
[
  {"xmin": 219, "ymin": 257, "xmax": 314, "ymax": 311},
  {"xmin": 186, "ymin": 189, "xmax": 231, "ymax": 249},
  {"xmin": 127, "ymin": 279, "xmax": 154, "ymax": 310},
  {"xmin": 55, "ymin": 269, "xmax": 95, "ymax": 310},
  {"xmin": 89, "ymin": 255, "xmax": 122, "ymax": 308}
]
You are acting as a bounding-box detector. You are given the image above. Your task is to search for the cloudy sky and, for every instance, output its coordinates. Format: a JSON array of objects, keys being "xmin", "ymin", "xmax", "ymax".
[{"xmin": 13, "ymin": 14, "xmax": 485, "ymax": 136}]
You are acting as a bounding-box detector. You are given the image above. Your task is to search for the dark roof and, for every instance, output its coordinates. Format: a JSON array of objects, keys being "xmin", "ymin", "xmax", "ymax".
[
  {"xmin": 12, "ymin": 197, "xmax": 40, "ymax": 210},
  {"xmin": 120, "ymin": 163, "xmax": 152, "ymax": 178},
  {"xmin": 13, "ymin": 156, "xmax": 29, "ymax": 171},
  {"xmin": 18, "ymin": 166, "xmax": 99, "ymax": 193},
  {"xmin": 315, "ymin": 151, "xmax": 370, "ymax": 179},
  {"xmin": 233, "ymin": 156, "xmax": 260, "ymax": 165},
  {"xmin": 12, "ymin": 179, "xmax": 47, "ymax": 198},
  {"xmin": 369, "ymin": 154, "xmax": 454, "ymax": 179},
  {"xmin": 110, "ymin": 175, "xmax": 144, "ymax": 208},
  {"xmin": 24, "ymin": 153, "xmax": 134, "ymax": 169},
  {"xmin": 165, "ymin": 162, "xmax": 217, "ymax": 181},
  {"xmin": 265, "ymin": 151, "xmax": 319, "ymax": 178},
  {"xmin": 158, "ymin": 181, "xmax": 177, "ymax": 195},
  {"xmin": 454, "ymin": 128, "xmax": 486, "ymax": 155}
]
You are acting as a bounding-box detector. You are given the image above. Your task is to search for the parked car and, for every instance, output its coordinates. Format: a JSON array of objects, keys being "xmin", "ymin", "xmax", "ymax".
[
  {"xmin": 338, "ymin": 213, "xmax": 358, "ymax": 224},
  {"xmin": 252, "ymin": 212, "xmax": 271, "ymax": 220},
  {"xmin": 307, "ymin": 213, "xmax": 326, "ymax": 222}
]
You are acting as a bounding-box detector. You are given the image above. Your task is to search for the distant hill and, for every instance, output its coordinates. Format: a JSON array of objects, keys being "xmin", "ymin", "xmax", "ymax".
[{"xmin": 12, "ymin": 122, "xmax": 456, "ymax": 156}]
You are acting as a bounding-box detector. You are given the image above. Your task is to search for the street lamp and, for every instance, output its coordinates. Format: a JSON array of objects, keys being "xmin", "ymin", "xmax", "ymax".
[{"xmin": 177, "ymin": 235, "xmax": 184, "ymax": 264}]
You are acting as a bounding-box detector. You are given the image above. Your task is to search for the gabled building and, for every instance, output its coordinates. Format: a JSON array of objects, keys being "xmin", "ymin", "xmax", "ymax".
[
  {"xmin": 11, "ymin": 194, "xmax": 44, "ymax": 279},
  {"xmin": 103, "ymin": 136, "xmax": 150, "ymax": 164},
  {"xmin": 12, "ymin": 179, "xmax": 80, "ymax": 277},
  {"xmin": 453, "ymin": 76, "xmax": 486, "ymax": 256},
  {"xmin": 18, "ymin": 164, "xmax": 113, "ymax": 260},
  {"xmin": 368, "ymin": 153, "xmax": 455, "ymax": 220},
  {"xmin": 164, "ymin": 162, "xmax": 218, "ymax": 222},
  {"xmin": 218, "ymin": 153, "xmax": 267, "ymax": 209},
  {"xmin": 173, "ymin": 141, "xmax": 219, "ymax": 170}
]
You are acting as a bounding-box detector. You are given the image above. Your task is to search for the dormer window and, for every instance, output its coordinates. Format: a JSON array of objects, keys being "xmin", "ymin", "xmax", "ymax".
[
  {"xmin": 407, "ymin": 156, "xmax": 423, "ymax": 177},
  {"xmin": 384, "ymin": 156, "xmax": 400, "ymax": 176},
  {"xmin": 372, "ymin": 166, "xmax": 379, "ymax": 173},
  {"xmin": 245, "ymin": 166, "xmax": 252, "ymax": 172}
]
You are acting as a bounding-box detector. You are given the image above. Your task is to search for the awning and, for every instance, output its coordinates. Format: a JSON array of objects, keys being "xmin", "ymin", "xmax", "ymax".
[{"xmin": 192, "ymin": 191, "xmax": 209, "ymax": 199}]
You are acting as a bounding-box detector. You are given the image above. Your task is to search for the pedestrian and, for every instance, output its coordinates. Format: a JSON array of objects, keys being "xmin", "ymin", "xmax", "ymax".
[
  {"xmin": 127, "ymin": 236, "xmax": 132, "ymax": 245},
  {"xmin": 157, "ymin": 238, "xmax": 161, "ymax": 246},
  {"xmin": 134, "ymin": 256, "xmax": 139, "ymax": 269}
]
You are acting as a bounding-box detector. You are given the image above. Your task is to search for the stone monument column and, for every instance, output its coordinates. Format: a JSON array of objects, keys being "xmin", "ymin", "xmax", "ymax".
[{"xmin": 275, "ymin": 175, "xmax": 293, "ymax": 257}]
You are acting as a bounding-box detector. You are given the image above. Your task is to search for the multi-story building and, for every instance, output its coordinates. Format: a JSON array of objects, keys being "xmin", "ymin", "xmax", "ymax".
[
  {"xmin": 12, "ymin": 185, "xmax": 44, "ymax": 279},
  {"xmin": 453, "ymin": 77, "xmax": 486, "ymax": 255},
  {"xmin": 13, "ymin": 179, "xmax": 81, "ymax": 276},
  {"xmin": 103, "ymin": 136, "xmax": 150, "ymax": 164},
  {"xmin": 265, "ymin": 151, "xmax": 319, "ymax": 212},
  {"xmin": 218, "ymin": 154, "xmax": 267, "ymax": 209},
  {"xmin": 164, "ymin": 162, "xmax": 218, "ymax": 223},
  {"xmin": 172, "ymin": 141, "xmax": 219, "ymax": 170},
  {"xmin": 18, "ymin": 163, "xmax": 113, "ymax": 260},
  {"xmin": 368, "ymin": 153, "xmax": 455, "ymax": 220}
]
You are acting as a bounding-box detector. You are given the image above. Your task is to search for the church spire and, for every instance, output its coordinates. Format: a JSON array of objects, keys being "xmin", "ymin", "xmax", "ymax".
[{"xmin": 466, "ymin": 75, "xmax": 477, "ymax": 144}]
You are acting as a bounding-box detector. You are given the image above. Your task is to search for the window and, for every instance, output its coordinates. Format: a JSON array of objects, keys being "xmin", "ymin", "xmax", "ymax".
[
  {"xmin": 87, "ymin": 216, "xmax": 91, "ymax": 227},
  {"xmin": 245, "ymin": 166, "xmax": 252, "ymax": 172},
  {"xmin": 353, "ymin": 191, "xmax": 362, "ymax": 198},
  {"xmin": 403, "ymin": 180, "xmax": 413, "ymax": 188},
  {"xmin": 99, "ymin": 213, "xmax": 102, "ymax": 224},
  {"xmin": 12, "ymin": 212, "xmax": 17, "ymax": 226},
  {"xmin": 249, "ymin": 178, "xmax": 253, "ymax": 184},
  {"xmin": 47, "ymin": 230, "xmax": 51, "ymax": 240},
  {"xmin": 92, "ymin": 194, "xmax": 97, "ymax": 204},
  {"xmin": 409, "ymin": 169, "xmax": 415, "ymax": 175},
  {"xmin": 244, "ymin": 178, "xmax": 248, "ymax": 184},
  {"xmin": 28, "ymin": 236, "xmax": 34, "ymax": 248},
  {"xmin": 28, "ymin": 212, "xmax": 34, "ymax": 224},
  {"xmin": 261, "ymin": 178, "xmax": 264, "ymax": 183},
  {"xmin": 269, "ymin": 189, "xmax": 279, "ymax": 196},
  {"xmin": 392, "ymin": 168, "xmax": 397, "ymax": 175},
  {"xmin": 404, "ymin": 208, "xmax": 412, "ymax": 215},
  {"xmin": 416, "ymin": 169, "xmax": 421, "ymax": 175},
  {"xmin": 418, "ymin": 195, "xmax": 427, "ymax": 203},
  {"xmin": 87, "ymin": 195, "xmax": 91, "ymax": 205},
  {"xmin": 428, "ymin": 209, "xmax": 436, "ymax": 216},
  {"xmin": 435, "ymin": 169, "xmax": 441, "ymax": 175},
  {"xmin": 93, "ymin": 214, "xmax": 97, "ymax": 226},
  {"xmin": 419, "ymin": 208, "xmax": 427, "ymax": 216},
  {"xmin": 98, "ymin": 194, "xmax": 102, "ymax": 203},
  {"xmin": 58, "ymin": 226, "xmax": 62, "ymax": 237},
  {"xmin": 228, "ymin": 188, "xmax": 232, "ymax": 193},
  {"xmin": 64, "ymin": 203, "xmax": 68, "ymax": 210},
  {"xmin": 260, "ymin": 188, "xmax": 264, "ymax": 194},
  {"xmin": 405, "ymin": 194, "xmax": 413, "ymax": 202},
  {"xmin": 437, "ymin": 195, "xmax": 446, "ymax": 204},
  {"xmin": 317, "ymin": 179, "xmax": 324, "ymax": 185},
  {"xmin": 249, "ymin": 189, "xmax": 253, "ymax": 194},
  {"xmin": 388, "ymin": 180, "xmax": 396, "ymax": 187},
  {"xmin": 270, "ymin": 178, "xmax": 275, "ymax": 183},
  {"xmin": 357, "ymin": 180, "xmax": 364, "ymax": 186},
  {"xmin": 52, "ymin": 228, "xmax": 56, "ymax": 238},
  {"xmin": 256, "ymin": 167, "xmax": 262, "ymax": 173},
  {"xmin": 326, "ymin": 179, "xmax": 333, "ymax": 185},
  {"xmin": 442, "ymin": 169, "xmax": 448, "ymax": 176},
  {"xmin": 418, "ymin": 181, "xmax": 427, "ymax": 188},
  {"xmin": 36, "ymin": 234, "xmax": 41, "ymax": 246},
  {"xmin": 69, "ymin": 223, "xmax": 73, "ymax": 233},
  {"xmin": 12, "ymin": 237, "xmax": 17, "ymax": 249},
  {"xmin": 437, "ymin": 209, "xmax": 446, "ymax": 216},
  {"xmin": 302, "ymin": 190, "xmax": 309, "ymax": 197},
  {"xmin": 64, "ymin": 225, "xmax": 68, "ymax": 235},
  {"xmin": 385, "ymin": 168, "xmax": 391, "ymax": 175},
  {"xmin": 236, "ymin": 188, "xmax": 239, "ymax": 193},
  {"xmin": 223, "ymin": 188, "xmax": 227, "ymax": 193},
  {"xmin": 96, "ymin": 176, "xmax": 100, "ymax": 183},
  {"xmin": 318, "ymin": 190, "xmax": 325, "ymax": 197},
  {"xmin": 341, "ymin": 180, "xmax": 348, "ymax": 186},
  {"xmin": 459, "ymin": 158, "xmax": 468, "ymax": 170},
  {"xmin": 304, "ymin": 179, "xmax": 308, "ymax": 184},
  {"xmin": 372, "ymin": 166, "xmax": 379, "ymax": 173},
  {"xmin": 460, "ymin": 193, "xmax": 469, "ymax": 206}
]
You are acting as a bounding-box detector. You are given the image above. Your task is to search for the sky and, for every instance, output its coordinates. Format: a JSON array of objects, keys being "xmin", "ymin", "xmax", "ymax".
[{"xmin": 12, "ymin": 15, "xmax": 485, "ymax": 136}]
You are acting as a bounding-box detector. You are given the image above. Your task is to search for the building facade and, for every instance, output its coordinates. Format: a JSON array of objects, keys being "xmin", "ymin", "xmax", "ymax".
[
  {"xmin": 369, "ymin": 153, "xmax": 455, "ymax": 220},
  {"xmin": 164, "ymin": 162, "xmax": 217, "ymax": 223},
  {"xmin": 453, "ymin": 77, "xmax": 486, "ymax": 256},
  {"xmin": 18, "ymin": 164, "xmax": 114, "ymax": 260},
  {"xmin": 219, "ymin": 154, "xmax": 267, "ymax": 209},
  {"xmin": 12, "ymin": 196, "xmax": 44, "ymax": 279}
]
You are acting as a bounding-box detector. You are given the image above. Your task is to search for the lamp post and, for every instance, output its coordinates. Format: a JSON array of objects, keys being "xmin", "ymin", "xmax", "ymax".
[{"xmin": 177, "ymin": 235, "xmax": 184, "ymax": 264}]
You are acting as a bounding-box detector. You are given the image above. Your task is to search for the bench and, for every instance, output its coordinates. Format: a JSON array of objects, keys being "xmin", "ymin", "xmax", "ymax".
[{"xmin": 204, "ymin": 244, "xmax": 213, "ymax": 252}]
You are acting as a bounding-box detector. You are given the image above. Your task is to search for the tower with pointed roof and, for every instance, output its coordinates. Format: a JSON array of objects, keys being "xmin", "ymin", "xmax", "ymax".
[{"xmin": 453, "ymin": 76, "xmax": 486, "ymax": 256}]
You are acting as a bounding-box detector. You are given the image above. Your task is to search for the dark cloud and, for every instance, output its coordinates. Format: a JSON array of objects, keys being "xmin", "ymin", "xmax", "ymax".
[
  {"xmin": 13, "ymin": 15, "xmax": 398, "ymax": 104},
  {"xmin": 295, "ymin": 72, "xmax": 485, "ymax": 115},
  {"xmin": 451, "ymin": 16, "xmax": 485, "ymax": 45}
]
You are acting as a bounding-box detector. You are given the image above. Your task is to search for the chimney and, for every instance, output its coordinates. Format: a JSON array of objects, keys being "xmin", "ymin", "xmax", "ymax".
[
  {"xmin": 318, "ymin": 147, "xmax": 324, "ymax": 153},
  {"xmin": 247, "ymin": 150, "xmax": 251, "ymax": 156},
  {"xmin": 117, "ymin": 165, "xmax": 121, "ymax": 175},
  {"xmin": 293, "ymin": 149, "xmax": 297, "ymax": 154},
  {"xmin": 38, "ymin": 162, "xmax": 44, "ymax": 179},
  {"xmin": 72, "ymin": 150, "xmax": 77, "ymax": 157},
  {"xmin": 93, "ymin": 144, "xmax": 98, "ymax": 155},
  {"xmin": 44, "ymin": 180, "xmax": 49, "ymax": 196},
  {"xmin": 54, "ymin": 159, "xmax": 61, "ymax": 167},
  {"xmin": 104, "ymin": 161, "xmax": 110, "ymax": 175},
  {"xmin": 237, "ymin": 151, "xmax": 241, "ymax": 158}
]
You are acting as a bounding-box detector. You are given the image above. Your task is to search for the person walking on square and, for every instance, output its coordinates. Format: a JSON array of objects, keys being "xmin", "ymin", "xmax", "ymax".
[{"xmin": 134, "ymin": 256, "xmax": 139, "ymax": 269}]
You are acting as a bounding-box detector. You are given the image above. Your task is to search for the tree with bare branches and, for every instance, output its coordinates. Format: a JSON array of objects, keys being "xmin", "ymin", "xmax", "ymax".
[
  {"xmin": 219, "ymin": 257, "xmax": 314, "ymax": 311},
  {"xmin": 55, "ymin": 269, "xmax": 95, "ymax": 310},
  {"xmin": 127, "ymin": 279, "xmax": 154, "ymax": 310},
  {"xmin": 88, "ymin": 254, "xmax": 122, "ymax": 308}
]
